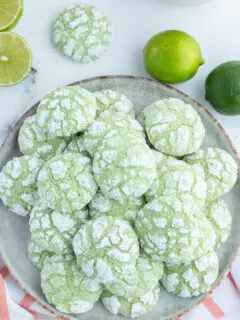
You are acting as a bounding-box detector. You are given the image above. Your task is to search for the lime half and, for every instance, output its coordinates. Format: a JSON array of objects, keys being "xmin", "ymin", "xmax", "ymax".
[
  {"xmin": 0, "ymin": 0, "xmax": 23, "ymax": 31},
  {"xmin": 0, "ymin": 32, "xmax": 32, "ymax": 86}
]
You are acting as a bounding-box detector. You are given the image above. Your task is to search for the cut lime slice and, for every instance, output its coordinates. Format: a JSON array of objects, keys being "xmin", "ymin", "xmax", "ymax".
[
  {"xmin": 0, "ymin": 32, "xmax": 32, "ymax": 86},
  {"xmin": 0, "ymin": 0, "xmax": 23, "ymax": 31}
]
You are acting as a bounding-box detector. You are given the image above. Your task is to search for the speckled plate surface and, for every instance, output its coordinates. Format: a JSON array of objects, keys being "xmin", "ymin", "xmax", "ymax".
[{"xmin": 0, "ymin": 76, "xmax": 239, "ymax": 320}]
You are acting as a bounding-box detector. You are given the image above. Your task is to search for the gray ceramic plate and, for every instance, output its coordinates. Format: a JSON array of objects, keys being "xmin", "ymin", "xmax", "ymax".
[{"xmin": 0, "ymin": 76, "xmax": 239, "ymax": 320}]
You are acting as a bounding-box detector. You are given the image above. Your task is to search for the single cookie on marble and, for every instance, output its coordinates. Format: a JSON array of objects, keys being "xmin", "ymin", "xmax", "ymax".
[
  {"xmin": 93, "ymin": 133, "xmax": 156, "ymax": 203},
  {"xmin": 36, "ymin": 86, "xmax": 96, "ymax": 138},
  {"xmin": 89, "ymin": 191, "xmax": 145, "ymax": 224},
  {"xmin": 72, "ymin": 216, "xmax": 139, "ymax": 285},
  {"xmin": 142, "ymin": 98, "xmax": 205, "ymax": 156},
  {"xmin": 134, "ymin": 197, "xmax": 216, "ymax": 264},
  {"xmin": 53, "ymin": 5, "xmax": 112, "ymax": 62},
  {"xmin": 161, "ymin": 251, "xmax": 219, "ymax": 297},
  {"xmin": 28, "ymin": 239, "xmax": 52, "ymax": 270},
  {"xmin": 83, "ymin": 110, "xmax": 145, "ymax": 156},
  {"xmin": 37, "ymin": 153, "xmax": 97, "ymax": 213},
  {"xmin": 18, "ymin": 115, "xmax": 68, "ymax": 161},
  {"xmin": 64, "ymin": 134, "xmax": 89, "ymax": 157},
  {"xmin": 145, "ymin": 150, "xmax": 207, "ymax": 216},
  {"xmin": 41, "ymin": 254, "xmax": 102, "ymax": 314},
  {"xmin": 0, "ymin": 156, "xmax": 44, "ymax": 216},
  {"xmin": 30, "ymin": 201, "xmax": 88, "ymax": 254},
  {"xmin": 105, "ymin": 253, "xmax": 163, "ymax": 299},
  {"xmin": 101, "ymin": 285, "xmax": 160, "ymax": 318},
  {"xmin": 184, "ymin": 147, "xmax": 238, "ymax": 200},
  {"xmin": 205, "ymin": 198, "xmax": 232, "ymax": 249},
  {"xmin": 94, "ymin": 90, "xmax": 134, "ymax": 116}
]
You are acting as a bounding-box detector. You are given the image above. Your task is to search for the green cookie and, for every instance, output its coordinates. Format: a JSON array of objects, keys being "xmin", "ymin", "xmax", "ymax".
[
  {"xmin": 135, "ymin": 197, "xmax": 216, "ymax": 264},
  {"xmin": 72, "ymin": 216, "xmax": 139, "ymax": 284},
  {"xmin": 64, "ymin": 134, "xmax": 89, "ymax": 157},
  {"xmin": 37, "ymin": 153, "xmax": 97, "ymax": 212},
  {"xmin": 184, "ymin": 147, "xmax": 238, "ymax": 200},
  {"xmin": 145, "ymin": 150, "xmax": 207, "ymax": 216},
  {"xmin": 101, "ymin": 285, "xmax": 160, "ymax": 318},
  {"xmin": 0, "ymin": 156, "xmax": 44, "ymax": 216},
  {"xmin": 161, "ymin": 251, "xmax": 219, "ymax": 297},
  {"xmin": 41, "ymin": 254, "xmax": 102, "ymax": 314},
  {"xmin": 53, "ymin": 5, "xmax": 112, "ymax": 62},
  {"xmin": 30, "ymin": 201, "xmax": 88, "ymax": 254},
  {"xmin": 93, "ymin": 133, "xmax": 156, "ymax": 203},
  {"xmin": 36, "ymin": 86, "xmax": 96, "ymax": 138},
  {"xmin": 94, "ymin": 90, "xmax": 134, "ymax": 116},
  {"xmin": 18, "ymin": 115, "xmax": 68, "ymax": 161},
  {"xmin": 143, "ymin": 98, "xmax": 205, "ymax": 156}
]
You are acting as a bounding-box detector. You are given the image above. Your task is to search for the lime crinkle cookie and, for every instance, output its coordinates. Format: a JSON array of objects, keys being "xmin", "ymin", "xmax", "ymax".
[
  {"xmin": 0, "ymin": 156, "xmax": 44, "ymax": 216},
  {"xmin": 37, "ymin": 153, "xmax": 97, "ymax": 213},
  {"xmin": 18, "ymin": 115, "xmax": 68, "ymax": 160},
  {"xmin": 53, "ymin": 5, "xmax": 112, "ymax": 62},
  {"xmin": 30, "ymin": 201, "xmax": 88, "ymax": 254},
  {"xmin": 28, "ymin": 239, "xmax": 52, "ymax": 270},
  {"xmin": 142, "ymin": 98, "xmax": 205, "ymax": 156},
  {"xmin": 89, "ymin": 191, "xmax": 145, "ymax": 223},
  {"xmin": 145, "ymin": 151, "xmax": 207, "ymax": 215},
  {"xmin": 105, "ymin": 254, "xmax": 163, "ymax": 298},
  {"xmin": 93, "ymin": 133, "xmax": 156, "ymax": 202},
  {"xmin": 184, "ymin": 147, "xmax": 238, "ymax": 200},
  {"xmin": 135, "ymin": 197, "xmax": 216, "ymax": 264},
  {"xmin": 161, "ymin": 251, "xmax": 219, "ymax": 297},
  {"xmin": 72, "ymin": 216, "xmax": 139, "ymax": 284},
  {"xmin": 36, "ymin": 86, "xmax": 96, "ymax": 138},
  {"xmin": 206, "ymin": 198, "xmax": 232, "ymax": 249},
  {"xmin": 41, "ymin": 254, "xmax": 102, "ymax": 314},
  {"xmin": 94, "ymin": 89, "xmax": 134, "ymax": 116},
  {"xmin": 101, "ymin": 285, "xmax": 160, "ymax": 318},
  {"xmin": 83, "ymin": 110, "xmax": 145, "ymax": 156}
]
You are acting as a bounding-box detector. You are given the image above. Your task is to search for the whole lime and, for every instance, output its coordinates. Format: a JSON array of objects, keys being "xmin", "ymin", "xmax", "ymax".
[
  {"xmin": 206, "ymin": 61, "xmax": 240, "ymax": 115},
  {"xmin": 143, "ymin": 30, "xmax": 204, "ymax": 84}
]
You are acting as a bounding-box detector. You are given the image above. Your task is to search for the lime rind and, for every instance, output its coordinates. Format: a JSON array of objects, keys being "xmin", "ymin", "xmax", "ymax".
[{"xmin": 0, "ymin": 0, "xmax": 23, "ymax": 31}]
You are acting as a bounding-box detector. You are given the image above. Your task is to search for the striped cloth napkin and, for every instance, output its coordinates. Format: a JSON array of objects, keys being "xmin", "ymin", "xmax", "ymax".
[{"xmin": 0, "ymin": 254, "xmax": 239, "ymax": 320}]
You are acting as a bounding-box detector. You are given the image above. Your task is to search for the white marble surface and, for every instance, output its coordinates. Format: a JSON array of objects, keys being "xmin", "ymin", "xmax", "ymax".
[{"xmin": 0, "ymin": 0, "xmax": 239, "ymax": 152}]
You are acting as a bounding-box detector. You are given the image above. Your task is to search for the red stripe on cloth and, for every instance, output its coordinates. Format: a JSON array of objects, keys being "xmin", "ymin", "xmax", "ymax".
[
  {"xmin": 19, "ymin": 295, "xmax": 36, "ymax": 320},
  {"xmin": 0, "ymin": 275, "xmax": 10, "ymax": 320},
  {"xmin": 203, "ymin": 297, "xmax": 224, "ymax": 318},
  {"xmin": 0, "ymin": 266, "xmax": 9, "ymax": 279},
  {"xmin": 174, "ymin": 317, "xmax": 181, "ymax": 320},
  {"xmin": 227, "ymin": 272, "xmax": 240, "ymax": 294}
]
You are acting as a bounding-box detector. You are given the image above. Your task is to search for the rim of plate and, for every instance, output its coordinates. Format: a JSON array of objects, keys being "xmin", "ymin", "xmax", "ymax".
[{"xmin": 0, "ymin": 75, "xmax": 239, "ymax": 320}]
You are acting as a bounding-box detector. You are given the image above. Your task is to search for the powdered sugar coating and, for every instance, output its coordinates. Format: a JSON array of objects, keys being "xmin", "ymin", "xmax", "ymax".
[
  {"xmin": 83, "ymin": 110, "xmax": 145, "ymax": 156},
  {"xmin": 18, "ymin": 115, "xmax": 68, "ymax": 160},
  {"xmin": 94, "ymin": 90, "xmax": 134, "ymax": 116},
  {"xmin": 28, "ymin": 239, "xmax": 52, "ymax": 270},
  {"xmin": 93, "ymin": 134, "xmax": 156, "ymax": 203},
  {"xmin": 101, "ymin": 285, "xmax": 160, "ymax": 318},
  {"xmin": 105, "ymin": 253, "xmax": 163, "ymax": 298},
  {"xmin": 89, "ymin": 191, "xmax": 145, "ymax": 223},
  {"xmin": 143, "ymin": 98, "xmax": 205, "ymax": 156},
  {"xmin": 37, "ymin": 153, "xmax": 97, "ymax": 212},
  {"xmin": 53, "ymin": 5, "xmax": 112, "ymax": 62},
  {"xmin": 64, "ymin": 134, "xmax": 89, "ymax": 157},
  {"xmin": 145, "ymin": 151, "xmax": 207, "ymax": 216},
  {"xmin": 0, "ymin": 156, "xmax": 44, "ymax": 216},
  {"xmin": 205, "ymin": 198, "xmax": 232, "ymax": 249},
  {"xmin": 41, "ymin": 254, "xmax": 102, "ymax": 314},
  {"xmin": 30, "ymin": 201, "xmax": 88, "ymax": 254},
  {"xmin": 72, "ymin": 216, "xmax": 139, "ymax": 284},
  {"xmin": 184, "ymin": 147, "xmax": 238, "ymax": 200},
  {"xmin": 135, "ymin": 197, "xmax": 216, "ymax": 264},
  {"xmin": 36, "ymin": 86, "xmax": 96, "ymax": 138},
  {"xmin": 161, "ymin": 251, "xmax": 219, "ymax": 297}
]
